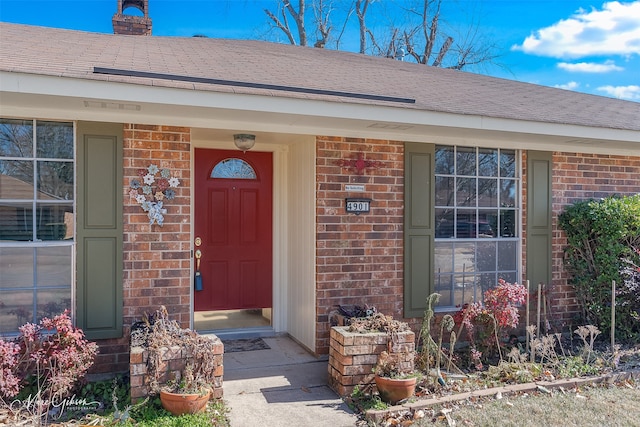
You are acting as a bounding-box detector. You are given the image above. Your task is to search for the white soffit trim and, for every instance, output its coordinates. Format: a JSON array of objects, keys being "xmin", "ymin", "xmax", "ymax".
[{"xmin": 1, "ymin": 71, "xmax": 639, "ymax": 151}]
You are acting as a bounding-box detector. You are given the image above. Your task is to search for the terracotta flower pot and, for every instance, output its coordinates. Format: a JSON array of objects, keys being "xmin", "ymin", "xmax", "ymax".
[
  {"xmin": 374, "ymin": 375, "xmax": 417, "ymax": 404},
  {"xmin": 160, "ymin": 389, "xmax": 211, "ymax": 416}
]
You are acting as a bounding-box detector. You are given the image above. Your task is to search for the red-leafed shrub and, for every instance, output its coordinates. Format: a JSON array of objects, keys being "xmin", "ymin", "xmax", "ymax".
[
  {"xmin": 454, "ymin": 279, "xmax": 527, "ymax": 368},
  {"xmin": 0, "ymin": 310, "xmax": 98, "ymax": 408}
]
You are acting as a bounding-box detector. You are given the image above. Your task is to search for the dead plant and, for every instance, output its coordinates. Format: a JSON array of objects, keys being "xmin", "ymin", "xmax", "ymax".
[{"xmin": 133, "ymin": 306, "xmax": 219, "ymax": 395}]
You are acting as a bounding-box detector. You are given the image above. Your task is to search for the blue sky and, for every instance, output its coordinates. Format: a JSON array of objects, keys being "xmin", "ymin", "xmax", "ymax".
[{"xmin": 1, "ymin": 0, "xmax": 638, "ymax": 101}]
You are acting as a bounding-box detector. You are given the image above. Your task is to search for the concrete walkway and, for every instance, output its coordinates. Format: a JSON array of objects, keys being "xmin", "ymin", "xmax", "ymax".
[{"xmin": 223, "ymin": 336, "xmax": 358, "ymax": 427}]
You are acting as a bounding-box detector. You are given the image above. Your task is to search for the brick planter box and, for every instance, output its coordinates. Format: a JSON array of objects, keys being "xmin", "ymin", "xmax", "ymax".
[
  {"xmin": 328, "ymin": 326, "xmax": 415, "ymax": 397},
  {"xmin": 130, "ymin": 335, "xmax": 224, "ymax": 402}
]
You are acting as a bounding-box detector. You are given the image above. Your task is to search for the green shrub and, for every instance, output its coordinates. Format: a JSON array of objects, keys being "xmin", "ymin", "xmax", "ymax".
[{"xmin": 558, "ymin": 194, "xmax": 640, "ymax": 342}]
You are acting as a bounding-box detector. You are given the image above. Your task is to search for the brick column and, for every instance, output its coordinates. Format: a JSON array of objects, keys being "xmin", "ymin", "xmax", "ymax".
[
  {"xmin": 316, "ymin": 137, "xmax": 405, "ymax": 355},
  {"xmin": 122, "ymin": 124, "xmax": 192, "ymax": 328}
]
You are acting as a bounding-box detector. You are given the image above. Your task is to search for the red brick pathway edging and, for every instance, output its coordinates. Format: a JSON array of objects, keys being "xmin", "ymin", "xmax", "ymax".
[{"xmin": 365, "ymin": 369, "xmax": 640, "ymax": 423}]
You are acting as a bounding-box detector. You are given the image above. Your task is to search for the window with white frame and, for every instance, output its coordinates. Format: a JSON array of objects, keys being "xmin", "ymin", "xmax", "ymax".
[
  {"xmin": 0, "ymin": 119, "xmax": 75, "ymax": 335},
  {"xmin": 434, "ymin": 146, "xmax": 519, "ymax": 307}
]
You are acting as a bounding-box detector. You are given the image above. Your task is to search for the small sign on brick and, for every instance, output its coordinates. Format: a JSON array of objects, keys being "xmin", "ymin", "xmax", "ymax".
[{"xmin": 345, "ymin": 198, "xmax": 371, "ymax": 215}]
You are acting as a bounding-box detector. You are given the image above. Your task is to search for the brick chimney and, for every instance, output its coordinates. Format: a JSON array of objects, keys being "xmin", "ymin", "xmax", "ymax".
[{"xmin": 113, "ymin": 0, "xmax": 152, "ymax": 35}]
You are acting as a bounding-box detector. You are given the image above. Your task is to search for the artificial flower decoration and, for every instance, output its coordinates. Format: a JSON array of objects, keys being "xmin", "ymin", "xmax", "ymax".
[{"xmin": 129, "ymin": 164, "xmax": 180, "ymax": 226}]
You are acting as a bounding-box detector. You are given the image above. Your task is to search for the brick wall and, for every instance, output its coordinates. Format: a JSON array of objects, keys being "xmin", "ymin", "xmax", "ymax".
[
  {"xmin": 315, "ymin": 137, "xmax": 405, "ymax": 354},
  {"xmin": 328, "ymin": 327, "xmax": 415, "ymax": 397},
  {"xmin": 91, "ymin": 124, "xmax": 191, "ymax": 373},
  {"xmin": 316, "ymin": 143, "xmax": 640, "ymax": 355},
  {"xmin": 123, "ymin": 124, "xmax": 192, "ymax": 326},
  {"xmin": 112, "ymin": 15, "xmax": 152, "ymax": 36},
  {"xmin": 548, "ymin": 152, "xmax": 640, "ymax": 329}
]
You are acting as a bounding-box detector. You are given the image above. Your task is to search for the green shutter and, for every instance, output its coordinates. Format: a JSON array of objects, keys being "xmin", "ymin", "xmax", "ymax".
[
  {"xmin": 76, "ymin": 122, "xmax": 123, "ymax": 339},
  {"xmin": 404, "ymin": 143, "xmax": 435, "ymax": 318},
  {"xmin": 526, "ymin": 151, "xmax": 552, "ymax": 288}
]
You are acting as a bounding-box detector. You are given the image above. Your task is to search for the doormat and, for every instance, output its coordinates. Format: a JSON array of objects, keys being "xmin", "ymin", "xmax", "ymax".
[{"xmin": 222, "ymin": 337, "xmax": 270, "ymax": 353}]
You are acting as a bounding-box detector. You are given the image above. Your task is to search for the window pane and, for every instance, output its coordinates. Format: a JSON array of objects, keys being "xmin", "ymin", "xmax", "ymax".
[
  {"xmin": 38, "ymin": 161, "xmax": 74, "ymax": 200},
  {"xmin": 453, "ymin": 273, "xmax": 477, "ymax": 305},
  {"xmin": 35, "ymin": 203, "xmax": 73, "ymax": 241},
  {"xmin": 456, "ymin": 178, "xmax": 476, "ymax": 207},
  {"xmin": 476, "ymin": 241, "xmax": 496, "ymax": 271},
  {"xmin": 435, "ymin": 176, "xmax": 454, "ymax": 206},
  {"xmin": 498, "ymin": 241, "xmax": 517, "ymax": 270},
  {"xmin": 500, "ymin": 150, "xmax": 516, "ymax": 177},
  {"xmin": 456, "ymin": 147, "xmax": 476, "ymax": 176},
  {"xmin": 499, "ymin": 271, "xmax": 517, "ymax": 284},
  {"xmin": 479, "ymin": 273, "xmax": 497, "ymax": 297},
  {"xmin": 478, "ymin": 178, "xmax": 497, "ymax": 207},
  {"xmin": 37, "ymin": 288, "xmax": 71, "ymax": 321},
  {"xmin": 435, "ymin": 241, "xmax": 454, "ymax": 273},
  {"xmin": 478, "ymin": 210, "xmax": 497, "ymax": 238},
  {"xmin": 0, "ymin": 160, "xmax": 34, "ymax": 198},
  {"xmin": 0, "ymin": 119, "xmax": 33, "ymax": 158},
  {"xmin": 0, "ymin": 202, "xmax": 33, "ymax": 241},
  {"xmin": 499, "ymin": 210, "xmax": 517, "ymax": 237},
  {"xmin": 456, "ymin": 210, "xmax": 476, "ymax": 238},
  {"xmin": 37, "ymin": 246, "xmax": 72, "ymax": 287},
  {"xmin": 0, "ymin": 290, "xmax": 34, "ymax": 335},
  {"xmin": 500, "ymin": 179, "xmax": 516, "ymax": 207},
  {"xmin": 435, "ymin": 146, "xmax": 454, "ymax": 174},
  {"xmin": 478, "ymin": 148, "xmax": 498, "ymax": 176},
  {"xmin": 434, "ymin": 274, "xmax": 453, "ymax": 306},
  {"xmin": 211, "ymin": 158, "xmax": 256, "ymax": 179},
  {"xmin": 435, "ymin": 209, "xmax": 454, "ymax": 238},
  {"xmin": 453, "ymin": 242, "xmax": 475, "ymax": 272},
  {"xmin": 36, "ymin": 122, "xmax": 73, "ymax": 159},
  {"xmin": 0, "ymin": 247, "xmax": 33, "ymax": 287}
]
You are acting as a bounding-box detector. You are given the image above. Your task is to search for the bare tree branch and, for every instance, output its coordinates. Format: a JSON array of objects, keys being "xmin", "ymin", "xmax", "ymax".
[
  {"xmin": 312, "ymin": 0, "xmax": 332, "ymax": 48},
  {"xmin": 264, "ymin": 7, "xmax": 297, "ymax": 45},
  {"xmin": 260, "ymin": 0, "xmax": 504, "ymax": 72},
  {"xmin": 286, "ymin": 0, "xmax": 308, "ymax": 46},
  {"xmin": 333, "ymin": 0, "xmax": 356, "ymax": 49},
  {"xmin": 264, "ymin": 0, "xmax": 307, "ymax": 46},
  {"xmin": 355, "ymin": 0, "xmax": 372, "ymax": 54},
  {"xmin": 432, "ymin": 36, "xmax": 452, "ymax": 67}
]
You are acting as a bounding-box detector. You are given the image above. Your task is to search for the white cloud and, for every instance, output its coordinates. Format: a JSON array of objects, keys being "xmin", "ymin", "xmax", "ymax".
[
  {"xmin": 557, "ymin": 60, "xmax": 624, "ymax": 72},
  {"xmin": 512, "ymin": 1, "xmax": 640, "ymax": 58},
  {"xmin": 597, "ymin": 84, "xmax": 640, "ymax": 100},
  {"xmin": 554, "ymin": 81, "xmax": 581, "ymax": 90}
]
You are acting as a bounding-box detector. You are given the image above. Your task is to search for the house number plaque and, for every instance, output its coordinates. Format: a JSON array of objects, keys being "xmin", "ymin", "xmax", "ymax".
[{"xmin": 345, "ymin": 198, "xmax": 371, "ymax": 215}]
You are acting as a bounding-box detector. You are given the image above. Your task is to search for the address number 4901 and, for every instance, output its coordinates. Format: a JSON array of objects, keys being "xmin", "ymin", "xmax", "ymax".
[{"xmin": 345, "ymin": 198, "xmax": 371, "ymax": 214}]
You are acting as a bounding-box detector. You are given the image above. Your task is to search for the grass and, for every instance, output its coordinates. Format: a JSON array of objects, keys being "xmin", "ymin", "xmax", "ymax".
[
  {"xmin": 1, "ymin": 376, "xmax": 230, "ymax": 427},
  {"xmin": 81, "ymin": 396, "xmax": 231, "ymax": 427},
  {"xmin": 358, "ymin": 340, "xmax": 640, "ymax": 426},
  {"xmin": 414, "ymin": 382, "xmax": 640, "ymax": 427},
  {"xmin": 359, "ymin": 378, "xmax": 640, "ymax": 427}
]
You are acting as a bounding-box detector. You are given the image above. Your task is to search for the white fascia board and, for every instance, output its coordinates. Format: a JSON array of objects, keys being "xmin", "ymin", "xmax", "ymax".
[{"xmin": 2, "ymin": 71, "xmax": 639, "ymax": 147}]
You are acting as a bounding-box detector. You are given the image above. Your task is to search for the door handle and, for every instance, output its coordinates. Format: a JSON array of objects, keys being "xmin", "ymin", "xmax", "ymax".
[{"xmin": 194, "ymin": 249, "xmax": 203, "ymax": 291}]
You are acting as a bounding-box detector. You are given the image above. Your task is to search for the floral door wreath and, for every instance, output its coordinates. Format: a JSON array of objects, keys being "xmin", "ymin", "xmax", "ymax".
[{"xmin": 129, "ymin": 164, "xmax": 180, "ymax": 226}]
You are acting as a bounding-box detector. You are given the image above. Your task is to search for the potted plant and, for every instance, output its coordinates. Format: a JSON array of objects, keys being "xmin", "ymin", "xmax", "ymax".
[
  {"xmin": 348, "ymin": 313, "xmax": 418, "ymax": 404},
  {"xmin": 132, "ymin": 307, "xmax": 219, "ymax": 416},
  {"xmin": 374, "ymin": 341, "xmax": 419, "ymax": 404},
  {"xmin": 158, "ymin": 363, "xmax": 211, "ymax": 416}
]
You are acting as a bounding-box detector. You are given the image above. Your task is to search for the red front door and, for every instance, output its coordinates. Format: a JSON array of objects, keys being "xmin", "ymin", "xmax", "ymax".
[{"xmin": 194, "ymin": 148, "xmax": 273, "ymax": 311}]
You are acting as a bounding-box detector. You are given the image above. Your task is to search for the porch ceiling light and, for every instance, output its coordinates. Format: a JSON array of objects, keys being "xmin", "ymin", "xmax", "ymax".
[{"xmin": 233, "ymin": 134, "xmax": 256, "ymax": 152}]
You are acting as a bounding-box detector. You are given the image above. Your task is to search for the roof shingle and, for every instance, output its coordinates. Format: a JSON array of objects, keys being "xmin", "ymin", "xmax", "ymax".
[{"xmin": 1, "ymin": 22, "xmax": 639, "ymax": 132}]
